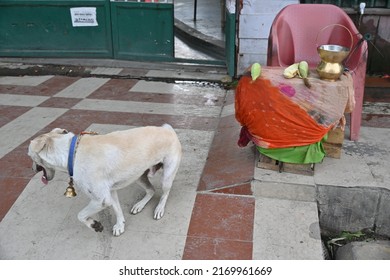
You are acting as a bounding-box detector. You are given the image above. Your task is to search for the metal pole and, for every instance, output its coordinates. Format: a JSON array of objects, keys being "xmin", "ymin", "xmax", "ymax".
[{"xmin": 193, "ymin": 0, "xmax": 197, "ymax": 21}]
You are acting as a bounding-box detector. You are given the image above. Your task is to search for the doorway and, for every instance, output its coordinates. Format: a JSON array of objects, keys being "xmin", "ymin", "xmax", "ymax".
[
  {"xmin": 173, "ymin": 0, "xmax": 226, "ymax": 63},
  {"xmin": 0, "ymin": 0, "xmax": 236, "ymax": 75}
]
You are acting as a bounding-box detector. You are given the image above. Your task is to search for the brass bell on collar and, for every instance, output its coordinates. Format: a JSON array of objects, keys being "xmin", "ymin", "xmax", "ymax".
[
  {"xmin": 64, "ymin": 178, "xmax": 77, "ymax": 197},
  {"xmin": 64, "ymin": 186, "xmax": 77, "ymax": 197}
]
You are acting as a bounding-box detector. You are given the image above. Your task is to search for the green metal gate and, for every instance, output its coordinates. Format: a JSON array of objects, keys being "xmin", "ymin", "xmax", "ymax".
[
  {"xmin": 0, "ymin": 0, "xmax": 113, "ymax": 58},
  {"xmin": 111, "ymin": 1, "xmax": 174, "ymax": 61},
  {"xmin": 0, "ymin": 0, "xmax": 174, "ymax": 61}
]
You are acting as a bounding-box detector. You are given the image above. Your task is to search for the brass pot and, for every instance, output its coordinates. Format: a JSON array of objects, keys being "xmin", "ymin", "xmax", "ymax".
[
  {"xmin": 316, "ymin": 44, "xmax": 350, "ymax": 81},
  {"xmin": 315, "ymin": 24, "xmax": 353, "ymax": 81}
]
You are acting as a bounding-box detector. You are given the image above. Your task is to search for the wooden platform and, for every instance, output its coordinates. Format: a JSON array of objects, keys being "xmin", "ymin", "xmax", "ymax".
[
  {"xmin": 323, "ymin": 127, "xmax": 345, "ymax": 159},
  {"xmin": 257, "ymin": 127, "xmax": 345, "ymax": 176},
  {"xmin": 257, "ymin": 153, "xmax": 315, "ymax": 176}
]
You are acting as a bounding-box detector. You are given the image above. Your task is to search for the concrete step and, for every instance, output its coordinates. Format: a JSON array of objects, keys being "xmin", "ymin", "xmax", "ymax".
[
  {"xmin": 335, "ymin": 240, "xmax": 390, "ymax": 260},
  {"xmin": 251, "ymin": 180, "xmax": 324, "ymax": 260}
]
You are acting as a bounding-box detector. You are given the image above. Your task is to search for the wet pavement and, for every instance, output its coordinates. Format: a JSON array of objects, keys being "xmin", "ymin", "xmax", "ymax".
[
  {"xmin": 0, "ymin": 65, "xmax": 253, "ymax": 259},
  {"xmin": 175, "ymin": 0, "xmax": 224, "ymax": 41},
  {"xmin": 174, "ymin": 0, "xmax": 225, "ymax": 61}
]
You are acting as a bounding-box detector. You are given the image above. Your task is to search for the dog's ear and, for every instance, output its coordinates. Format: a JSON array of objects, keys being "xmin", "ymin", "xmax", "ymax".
[
  {"xmin": 29, "ymin": 135, "xmax": 54, "ymax": 155},
  {"xmin": 29, "ymin": 137, "xmax": 46, "ymax": 154},
  {"xmin": 51, "ymin": 128, "xmax": 68, "ymax": 134}
]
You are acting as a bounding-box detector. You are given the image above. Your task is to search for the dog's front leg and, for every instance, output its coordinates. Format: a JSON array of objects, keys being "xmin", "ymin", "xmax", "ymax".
[
  {"xmin": 111, "ymin": 190, "xmax": 125, "ymax": 236},
  {"xmin": 77, "ymin": 200, "xmax": 106, "ymax": 233}
]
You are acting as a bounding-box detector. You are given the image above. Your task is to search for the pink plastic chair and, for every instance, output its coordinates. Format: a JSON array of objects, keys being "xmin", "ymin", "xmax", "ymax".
[{"xmin": 267, "ymin": 4, "xmax": 368, "ymax": 140}]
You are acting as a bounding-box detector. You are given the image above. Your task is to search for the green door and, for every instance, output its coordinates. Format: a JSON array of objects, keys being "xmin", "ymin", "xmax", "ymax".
[
  {"xmin": 110, "ymin": 1, "xmax": 174, "ymax": 61},
  {"xmin": 0, "ymin": 0, "xmax": 174, "ymax": 61},
  {"xmin": 0, "ymin": 0, "xmax": 113, "ymax": 58}
]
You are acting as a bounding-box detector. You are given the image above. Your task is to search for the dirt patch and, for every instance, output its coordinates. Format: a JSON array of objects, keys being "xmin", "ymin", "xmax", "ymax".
[
  {"xmin": 322, "ymin": 228, "xmax": 390, "ymax": 259},
  {"xmin": 0, "ymin": 64, "xmax": 87, "ymax": 77}
]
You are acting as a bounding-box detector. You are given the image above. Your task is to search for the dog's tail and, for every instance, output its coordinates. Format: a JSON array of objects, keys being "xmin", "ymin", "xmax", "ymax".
[
  {"xmin": 146, "ymin": 124, "xmax": 179, "ymax": 179},
  {"xmin": 162, "ymin": 123, "xmax": 181, "ymax": 154},
  {"xmin": 162, "ymin": 123, "xmax": 174, "ymax": 131}
]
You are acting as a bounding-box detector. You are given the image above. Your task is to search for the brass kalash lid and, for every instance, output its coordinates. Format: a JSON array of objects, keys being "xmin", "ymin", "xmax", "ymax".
[{"xmin": 316, "ymin": 24, "xmax": 353, "ymax": 81}]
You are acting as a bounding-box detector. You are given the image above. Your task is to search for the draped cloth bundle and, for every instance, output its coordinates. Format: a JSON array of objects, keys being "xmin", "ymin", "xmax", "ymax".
[{"xmin": 235, "ymin": 67, "xmax": 354, "ymax": 163}]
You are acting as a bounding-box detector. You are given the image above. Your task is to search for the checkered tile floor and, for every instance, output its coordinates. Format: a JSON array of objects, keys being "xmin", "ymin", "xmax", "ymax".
[
  {"xmin": 0, "ymin": 73, "xmax": 259, "ymax": 259},
  {"xmin": 0, "ymin": 72, "xmax": 389, "ymax": 260}
]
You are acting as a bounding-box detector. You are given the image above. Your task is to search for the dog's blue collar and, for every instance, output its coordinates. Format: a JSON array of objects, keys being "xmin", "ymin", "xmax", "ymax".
[
  {"xmin": 67, "ymin": 135, "xmax": 78, "ymax": 177},
  {"xmin": 67, "ymin": 131, "xmax": 98, "ymax": 177}
]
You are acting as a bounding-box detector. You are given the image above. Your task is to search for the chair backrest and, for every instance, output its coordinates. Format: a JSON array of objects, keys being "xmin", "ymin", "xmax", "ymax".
[{"xmin": 267, "ymin": 4, "xmax": 364, "ymax": 69}]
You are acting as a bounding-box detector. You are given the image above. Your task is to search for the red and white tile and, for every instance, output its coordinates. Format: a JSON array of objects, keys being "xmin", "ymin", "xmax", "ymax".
[
  {"xmin": 0, "ymin": 74, "xmax": 256, "ymax": 259},
  {"xmin": 0, "ymin": 73, "xmax": 389, "ymax": 260}
]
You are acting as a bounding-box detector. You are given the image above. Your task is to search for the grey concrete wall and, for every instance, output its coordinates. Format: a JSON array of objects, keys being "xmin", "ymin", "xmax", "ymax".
[
  {"xmin": 317, "ymin": 185, "xmax": 390, "ymax": 238},
  {"xmin": 237, "ymin": 0, "xmax": 298, "ymax": 74}
]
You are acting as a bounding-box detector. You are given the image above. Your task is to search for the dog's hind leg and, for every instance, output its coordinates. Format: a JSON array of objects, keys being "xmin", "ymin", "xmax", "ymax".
[
  {"xmin": 111, "ymin": 190, "xmax": 125, "ymax": 236},
  {"xmin": 131, "ymin": 172, "xmax": 155, "ymax": 215},
  {"xmin": 154, "ymin": 155, "xmax": 181, "ymax": 220}
]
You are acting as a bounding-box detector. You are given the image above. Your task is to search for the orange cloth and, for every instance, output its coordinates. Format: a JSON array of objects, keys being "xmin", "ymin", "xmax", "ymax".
[{"xmin": 235, "ymin": 76, "xmax": 330, "ymax": 148}]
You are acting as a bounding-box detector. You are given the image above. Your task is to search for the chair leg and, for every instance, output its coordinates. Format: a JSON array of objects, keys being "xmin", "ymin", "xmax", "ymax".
[
  {"xmin": 350, "ymin": 94, "xmax": 363, "ymax": 141},
  {"xmin": 350, "ymin": 69, "xmax": 366, "ymax": 141}
]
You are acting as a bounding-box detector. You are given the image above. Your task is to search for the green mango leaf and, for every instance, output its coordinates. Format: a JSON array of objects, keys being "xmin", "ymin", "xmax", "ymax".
[{"xmin": 251, "ymin": 63, "xmax": 262, "ymax": 81}]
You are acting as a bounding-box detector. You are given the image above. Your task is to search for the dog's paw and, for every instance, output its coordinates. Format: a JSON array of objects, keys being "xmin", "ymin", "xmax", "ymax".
[
  {"xmin": 131, "ymin": 202, "xmax": 146, "ymax": 215},
  {"xmin": 91, "ymin": 220, "xmax": 104, "ymax": 232},
  {"xmin": 154, "ymin": 206, "xmax": 165, "ymax": 220},
  {"xmin": 113, "ymin": 222, "xmax": 125, "ymax": 236}
]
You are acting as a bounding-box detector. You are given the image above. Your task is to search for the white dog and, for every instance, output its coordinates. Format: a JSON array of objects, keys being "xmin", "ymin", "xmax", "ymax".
[{"xmin": 27, "ymin": 124, "xmax": 182, "ymax": 236}]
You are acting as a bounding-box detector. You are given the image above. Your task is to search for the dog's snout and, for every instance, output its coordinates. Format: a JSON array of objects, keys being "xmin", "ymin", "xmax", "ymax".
[{"xmin": 32, "ymin": 162, "xmax": 43, "ymax": 172}]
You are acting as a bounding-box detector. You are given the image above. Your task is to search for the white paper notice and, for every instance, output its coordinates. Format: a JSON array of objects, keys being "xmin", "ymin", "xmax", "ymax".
[{"xmin": 70, "ymin": 7, "xmax": 98, "ymax": 27}]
